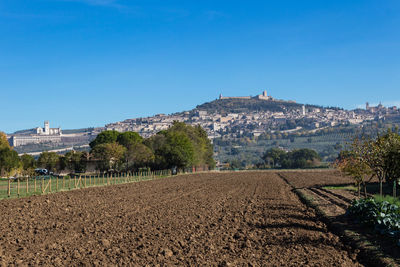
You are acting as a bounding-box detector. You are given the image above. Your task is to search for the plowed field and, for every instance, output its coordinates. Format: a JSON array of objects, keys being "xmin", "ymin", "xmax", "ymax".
[
  {"xmin": 278, "ymin": 169, "xmax": 354, "ymax": 188},
  {"xmin": 0, "ymin": 172, "xmax": 362, "ymax": 266}
]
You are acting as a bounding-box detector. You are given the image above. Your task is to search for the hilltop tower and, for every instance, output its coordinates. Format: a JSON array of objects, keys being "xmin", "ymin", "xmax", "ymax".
[
  {"xmin": 366, "ymin": 102, "xmax": 369, "ymax": 110},
  {"xmin": 263, "ymin": 90, "xmax": 267, "ymax": 97},
  {"xmin": 44, "ymin": 121, "xmax": 50, "ymax": 135},
  {"xmin": 257, "ymin": 90, "xmax": 271, "ymax": 100}
]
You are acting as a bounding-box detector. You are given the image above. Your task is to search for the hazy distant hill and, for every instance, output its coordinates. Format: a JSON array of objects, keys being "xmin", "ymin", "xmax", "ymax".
[
  {"xmin": 195, "ymin": 98, "xmax": 323, "ymax": 114},
  {"xmin": 9, "ymin": 95, "xmax": 398, "ymax": 163},
  {"xmin": 12, "ymin": 128, "xmax": 36, "ymax": 135}
]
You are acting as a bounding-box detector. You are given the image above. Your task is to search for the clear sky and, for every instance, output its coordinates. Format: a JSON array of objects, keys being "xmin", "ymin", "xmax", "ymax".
[{"xmin": 1, "ymin": 0, "xmax": 399, "ymax": 133}]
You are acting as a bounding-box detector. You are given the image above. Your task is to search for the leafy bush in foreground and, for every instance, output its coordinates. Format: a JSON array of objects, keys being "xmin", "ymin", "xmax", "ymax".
[
  {"xmin": 347, "ymin": 198, "xmax": 400, "ymax": 241},
  {"xmin": 374, "ymin": 194, "xmax": 400, "ymax": 207}
]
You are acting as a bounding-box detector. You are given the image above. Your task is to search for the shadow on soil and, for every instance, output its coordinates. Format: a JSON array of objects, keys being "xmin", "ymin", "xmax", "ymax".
[{"xmin": 250, "ymin": 222, "xmax": 326, "ymax": 233}]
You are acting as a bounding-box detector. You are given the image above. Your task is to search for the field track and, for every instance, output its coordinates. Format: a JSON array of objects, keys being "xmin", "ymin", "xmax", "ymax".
[{"xmin": 0, "ymin": 172, "xmax": 362, "ymax": 266}]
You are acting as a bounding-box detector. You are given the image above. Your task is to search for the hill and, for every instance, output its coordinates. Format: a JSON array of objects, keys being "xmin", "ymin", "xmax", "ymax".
[{"xmin": 195, "ymin": 98, "xmax": 323, "ymax": 114}]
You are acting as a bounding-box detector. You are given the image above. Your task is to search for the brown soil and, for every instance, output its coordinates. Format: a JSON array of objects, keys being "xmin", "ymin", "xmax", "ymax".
[
  {"xmin": 0, "ymin": 172, "xmax": 362, "ymax": 266},
  {"xmin": 278, "ymin": 169, "xmax": 355, "ymax": 189},
  {"xmin": 278, "ymin": 171, "xmax": 400, "ymax": 266}
]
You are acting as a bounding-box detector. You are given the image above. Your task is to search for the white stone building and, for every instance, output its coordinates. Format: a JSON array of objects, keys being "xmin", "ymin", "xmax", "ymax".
[{"xmin": 10, "ymin": 121, "xmax": 62, "ymax": 147}]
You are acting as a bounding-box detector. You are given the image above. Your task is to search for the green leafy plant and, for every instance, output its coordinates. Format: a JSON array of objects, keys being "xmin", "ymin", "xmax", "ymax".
[
  {"xmin": 374, "ymin": 195, "xmax": 400, "ymax": 207},
  {"xmin": 347, "ymin": 198, "xmax": 400, "ymax": 239}
]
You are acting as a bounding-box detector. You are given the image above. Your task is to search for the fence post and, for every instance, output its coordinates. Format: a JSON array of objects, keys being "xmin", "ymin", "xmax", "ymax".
[
  {"xmin": 26, "ymin": 177, "xmax": 29, "ymax": 194},
  {"xmin": 49, "ymin": 177, "xmax": 52, "ymax": 193},
  {"xmin": 8, "ymin": 179, "xmax": 10, "ymax": 197},
  {"xmin": 17, "ymin": 179, "xmax": 20, "ymax": 197},
  {"xmin": 42, "ymin": 177, "xmax": 44, "ymax": 193},
  {"xmin": 34, "ymin": 178, "xmax": 37, "ymax": 194},
  {"xmin": 56, "ymin": 176, "xmax": 59, "ymax": 191}
]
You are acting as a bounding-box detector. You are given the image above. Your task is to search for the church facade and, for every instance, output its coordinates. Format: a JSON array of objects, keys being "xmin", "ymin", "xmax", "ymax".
[{"xmin": 10, "ymin": 121, "xmax": 62, "ymax": 147}]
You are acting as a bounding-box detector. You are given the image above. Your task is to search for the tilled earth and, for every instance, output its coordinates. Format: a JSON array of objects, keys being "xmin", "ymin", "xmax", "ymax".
[
  {"xmin": 0, "ymin": 172, "xmax": 362, "ymax": 266},
  {"xmin": 278, "ymin": 169, "xmax": 355, "ymax": 188}
]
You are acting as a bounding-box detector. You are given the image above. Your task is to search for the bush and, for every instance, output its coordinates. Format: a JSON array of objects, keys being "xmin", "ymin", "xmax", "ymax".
[
  {"xmin": 374, "ymin": 195, "xmax": 400, "ymax": 207},
  {"xmin": 347, "ymin": 198, "xmax": 400, "ymax": 238}
]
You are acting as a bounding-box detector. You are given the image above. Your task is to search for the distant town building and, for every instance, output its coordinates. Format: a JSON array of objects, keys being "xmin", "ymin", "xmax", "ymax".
[
  {"xmin": 36, "ymin": 121, "xmax": 61, "ymax": 135},
  {"xmin": 256, "ymin": 90, "xmax": 272, "ymax": 100},
  {"xmin": 98, "ymin": 93, "xmax": 399, "ymax": 142},
  {"xmin": 9, "ymin": 121, "xmax": 62, "ymax": 147},
  {"xmin": 366, "ymin": 102, "xmax": 391, "ymax": 113},
  {"xmin": 219, "ymin": 90, "xmax": 272, "ymax": 101},
  {"xmin": 219, "ymin": 93, "xmax": 251, "ymax": 100}
]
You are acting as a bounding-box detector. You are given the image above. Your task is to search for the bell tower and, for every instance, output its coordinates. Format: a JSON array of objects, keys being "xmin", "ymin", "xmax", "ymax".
[{"xmin": 44, "ymin": 121, "xmax": 50, "ymax": 135}]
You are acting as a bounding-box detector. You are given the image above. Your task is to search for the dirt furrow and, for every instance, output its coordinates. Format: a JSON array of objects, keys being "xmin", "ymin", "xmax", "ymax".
[
  {"xmin": 0, "ymin": 172, "xmax": 362, "ymax": 266},
  {"xmin": 308, "ymin": 188, "xmax": 349, "ymax": 210}
]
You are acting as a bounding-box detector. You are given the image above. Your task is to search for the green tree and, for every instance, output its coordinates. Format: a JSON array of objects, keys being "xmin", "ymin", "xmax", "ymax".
[
  {"xmin": 385, "ymin": 144, "xmax": 400, "ymax": 197},
  {"xmin": 335, "ymin": 146, "xmax": 373, "ymax": 197},
  {"xmin": 360, "ymin": 130, "xmax": 400, "ymax": 195},
  {"xmin": 285, "ymin": 148, "xmax": 321, "ymax": 169},
  {"xmin": 0, "ymin": 132, "xmax": 11, "ymax": 150},
  {"xmin": 380, "ymin": 130, "xmax": 400, "ymax": 185},
  {"xmin": 145, "ymin": 122, "xmax": 215, "ymax": 170},
  {"xmin": 229, "ymin": 159, "xmax": 241, "ymax": 169},
  {"xmin": 37, "ymin": 152, "xmax": 61, "ymax": 173},
  {"xmin": 124, "ymin": 143, "xmax": 154, "ymax": 170},
  {"xmin": 167, "ymin": 122, "xmax": 213, "ymax": 167},
  {"xmin": 144, "ymin": 134, "xmax": 168, "ymax": 169},
  {"xmin": 117, "ymin": 131, "xmax": 143, "ymax": 148},
  {"xmin": 162, "ymin": 131, "xmax": 194, "ymax": 169},
  {"xmin": 262, "ymin": 148, "xmax": 286, "ymax": 168},
  {"xmin": 0, "ymin": 148, "xmax": 20, "ymax": 177},
  {"xmin": 20, "ymin": 154, "xmax": 36, "ymax": 176},
  {"xmin": 89, "ymin": 130, "xmax": 120, "ymax": 149},
  {"xmin": 64, "ymin": 151, "xmax": 87, "ymax": 173},
  {"xmin": 92, "ymin": 143, "xmax": 126, "ymax": 172}
]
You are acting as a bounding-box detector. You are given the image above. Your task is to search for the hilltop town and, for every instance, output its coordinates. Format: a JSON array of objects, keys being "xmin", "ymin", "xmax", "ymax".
[
  {"xmin": 7, "ymin": 91, "xmax": 400, "ymax": 161},
  {"xmin": 105, "ymin": 91, "xmax": 399, "ymax": 140}
]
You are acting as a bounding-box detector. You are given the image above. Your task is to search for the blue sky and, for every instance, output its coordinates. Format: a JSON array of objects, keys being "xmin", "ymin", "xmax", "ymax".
[{"xmin": 1, "ymin": 0, "xmax": 399, "ymax": 133}]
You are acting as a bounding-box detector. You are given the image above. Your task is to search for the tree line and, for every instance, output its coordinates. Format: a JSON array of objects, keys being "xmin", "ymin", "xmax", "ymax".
[
  {"xmin": 261, "ymin": 147, "xmax": 321, "ymax": 169},
  {"xmin": 0, "ymin": 122, "xmax": 215, "ymax": 177},
  {"xmin": 335, "ymin": 129, "xmax": 400, "ymax": 197}
]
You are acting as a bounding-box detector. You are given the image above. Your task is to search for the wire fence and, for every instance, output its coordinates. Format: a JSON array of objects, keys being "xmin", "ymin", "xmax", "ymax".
[
  {"xmin": 0, "ymin": 165, "xmax": 213, "ymax": 200},
  {"xmin": 0, "ymin": 169, "xmax": 174, "ymax": 200}
]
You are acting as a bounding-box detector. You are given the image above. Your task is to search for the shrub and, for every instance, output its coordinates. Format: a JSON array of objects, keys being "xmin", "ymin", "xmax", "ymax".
[
  {"xmin": 347, "ymin": 198, "xmax": 400, "ymax": 237},
  {"xmin": 374, "ymin": 195, "xmax": 400, "ymax": 207}
]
